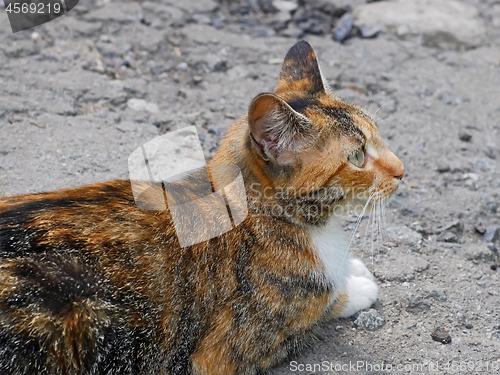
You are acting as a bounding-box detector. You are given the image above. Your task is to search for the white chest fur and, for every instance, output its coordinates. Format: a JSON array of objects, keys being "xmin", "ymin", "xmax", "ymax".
[{"xmin": 307, "ymin": 217, "xmax": 351, "ymax": 292}]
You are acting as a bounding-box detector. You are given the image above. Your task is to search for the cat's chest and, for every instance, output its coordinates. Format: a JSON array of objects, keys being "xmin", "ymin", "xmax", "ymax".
[{"xmin": 306, "ymin": 218, "xmax": 350, "ymax": 292}]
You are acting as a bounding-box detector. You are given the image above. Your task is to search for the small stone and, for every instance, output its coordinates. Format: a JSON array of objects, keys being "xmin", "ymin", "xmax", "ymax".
[
  {"xmin": 484, "ymin": 226, "xmax": 500, "ymax": 242},
  {"xmin": 431, "ymin": 327, "xmax": 452, "ymax": 344},
  {"xmin": 204, "ymin": 54, "xmax": 228, "ymax": 72},
  {"xmin": 334, "ymin": 13, "xmax": 354, "ymax": 42},
  {"xmin": 272, "ymin": 0, "xmax": 298, "ymax": 13},
  {"xmin": 354, "ymin": 309, "xmax": 385, "ymax": 330},
  {"xmin": 127, "ymin": 99, "xmax": 160, "ymax": 114},
  {"xmin": 437, "ymin": 231, "xmax": 458, "ymax": 243},
  {"xmin": 301, "ymin": 17, "xmax": 332, "ymax": 35},
  {"xmin": 100, "ymin": 35, "xmax": 112, "ymax": 43},
  {"xmin": 140, "ymin": 17, "xmax": 152, "ymax": 26},
  {"xmin": 475, "ymin": 224, "xmax": 486, "ymax": 234},
  {"xmin": 491, "ymin": 264, "xmax": 498, "ymax": 271},
  {"xmin": 435, "ymin": 220, "xmax": 464, "ymax": 235},
  {"xmin": 465, "ymin": 323, "xmax": 473, "ymax": 329},
  {"xmin": 436, "ymin": 165, "xmax": 451, "ymax": 173},
  {"xmin": 358, "ymin": 23, "xmax": 382, "ymax": 38},
  {"xmin": 462, "ymin": 173, "xmax": 478, "ymax": 181},
  {"xmin": 459, "ymin": 132, "xmax": 472, "ymax": 142}
]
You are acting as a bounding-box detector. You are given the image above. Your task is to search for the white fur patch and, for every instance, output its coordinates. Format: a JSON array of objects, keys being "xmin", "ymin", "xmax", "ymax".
[
  {"xmin": 307, "ymin": 217, "xmax": 350, "ymax": 294},
  {"xmin": 307, "ymin": 218, "xmax": 378, "ymax": 316}
]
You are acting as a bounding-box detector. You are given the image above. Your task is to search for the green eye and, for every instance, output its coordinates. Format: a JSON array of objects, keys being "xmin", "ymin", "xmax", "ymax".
[{"xmin": 349, "ymin": 149, "xmax": 365, "ymax": 168}]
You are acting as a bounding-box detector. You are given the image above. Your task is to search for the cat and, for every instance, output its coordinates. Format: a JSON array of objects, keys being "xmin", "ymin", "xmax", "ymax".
[{"xmin": 0, "ymin": 41, "xmax": 404, "ymax": 375}]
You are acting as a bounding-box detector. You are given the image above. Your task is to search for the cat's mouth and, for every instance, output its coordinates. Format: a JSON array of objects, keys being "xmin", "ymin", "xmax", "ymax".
[{"xmin": 342, "ymin": 181, "xmax": 400, "ymax": 214}]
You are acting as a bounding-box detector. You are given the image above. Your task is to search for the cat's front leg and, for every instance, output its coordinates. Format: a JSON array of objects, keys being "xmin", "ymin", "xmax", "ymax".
[{"xmin": 332, "ymin": 258, "xmax": 378, "ymax": 319}]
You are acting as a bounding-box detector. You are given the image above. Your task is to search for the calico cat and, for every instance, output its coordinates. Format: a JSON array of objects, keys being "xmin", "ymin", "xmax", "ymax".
[{"xmin": 0, "ymin": 41, "xmax": 404, "ymax": 375}]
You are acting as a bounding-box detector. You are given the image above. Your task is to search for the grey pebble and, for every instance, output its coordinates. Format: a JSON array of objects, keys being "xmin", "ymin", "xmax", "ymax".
[
  {"xmin": 204, "ymin": 54, "xmax": 229, "ymax": 72},
  {"xmin": 333, "ymin": 14, "xmax": 354, "ymax": 42},
  {"xmin": 459, "ymin": 131, "xmax": 472, "ymax": 142},
  {"xmin": 358, "ymin": 23, "xmax": 382, "ymax": 38},
  {"xmin": 437, "ymin": 231, "xmax": 459, "ymax": 243},
  {"xmin": 475, "ymin": 224, "xmax": 487, "ymax": 234},
  {"xmin": 431, "ymin": 327, "xmax": 452, "ymax": 344},
  {"xmin": 354, "ymin": 309, "xmax": 385, "ymax": 330},
  {"xmin": 435, "ymin": 220, "xmax": 464, "ymax": 243},
  {"xmin": 435, "ymin": 220, "xmax": 464, "ymax": 234}
]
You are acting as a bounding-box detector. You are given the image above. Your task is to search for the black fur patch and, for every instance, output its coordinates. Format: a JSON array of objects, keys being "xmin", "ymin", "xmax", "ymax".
[
  {"xmin": 322, "ymin": 107, "xmax": 365, "ymax": 138},
  {"xmin": 5, "ymin": 254, "xmax": 102, "ymax": 312},
  {"xmin": 260, "ymin": 271, "xmax": 332, "ymax": 299},
  {"xmin": 287, "ymin": 97, "xmax": 318, "ymax": 114}
]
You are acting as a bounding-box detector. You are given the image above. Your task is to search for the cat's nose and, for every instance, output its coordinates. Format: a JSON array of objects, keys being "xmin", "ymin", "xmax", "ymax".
[{"xmin": 393, "ymin": 161, "xmax": 404, "ymax": 180}]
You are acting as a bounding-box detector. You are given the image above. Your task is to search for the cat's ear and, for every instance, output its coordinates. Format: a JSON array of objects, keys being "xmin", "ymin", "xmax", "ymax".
[
  {"xmin": 274, "ymin": 41, "xmax": 327, "ymax": 96},
  {"xmin": 248, "ymin": 93, "xmax": 313, "ymax": 165}
]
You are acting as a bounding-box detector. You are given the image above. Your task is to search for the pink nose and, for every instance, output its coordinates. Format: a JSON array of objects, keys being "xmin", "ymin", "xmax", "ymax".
[{"xmin": 393, "ymin": 161, "xmax": 404, "ymax": 180}]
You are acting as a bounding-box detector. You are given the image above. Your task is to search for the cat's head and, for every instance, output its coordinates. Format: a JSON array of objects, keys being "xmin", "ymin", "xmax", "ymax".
[{"xmin": 246, "ymin": 41, "xmax": 404, "ymax": 225}]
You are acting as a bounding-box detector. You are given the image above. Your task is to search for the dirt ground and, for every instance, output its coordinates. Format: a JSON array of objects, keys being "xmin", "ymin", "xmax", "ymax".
[{"xmin": 1, "ymin": 0, "xmax": 499, "ymax": 374}]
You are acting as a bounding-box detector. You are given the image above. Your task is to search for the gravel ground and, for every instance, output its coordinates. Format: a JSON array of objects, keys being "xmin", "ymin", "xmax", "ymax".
[{"xmin": 1, "ymin": 0, "xmax": 500, "ymax": 374}]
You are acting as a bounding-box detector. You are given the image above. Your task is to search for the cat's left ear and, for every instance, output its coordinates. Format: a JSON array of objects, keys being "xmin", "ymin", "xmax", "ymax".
[
  {"xmin": 274, "ymin": 40, "xmax": 327, "ymax": 96},
  {"xmin": 248, "ymin": 93, "xmax": 314, "ymax": 165}
]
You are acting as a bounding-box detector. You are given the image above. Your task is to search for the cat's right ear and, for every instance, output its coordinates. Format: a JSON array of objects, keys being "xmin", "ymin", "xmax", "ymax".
[{"xmin": 248, "ymin": 93, "xmax": 313, "ymax": 165}]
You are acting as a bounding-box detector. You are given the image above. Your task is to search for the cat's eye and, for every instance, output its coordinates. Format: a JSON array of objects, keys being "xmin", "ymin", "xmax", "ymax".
[{"xmin": 349, "ymin": 149, "xmax": 365, "ymax": 168}]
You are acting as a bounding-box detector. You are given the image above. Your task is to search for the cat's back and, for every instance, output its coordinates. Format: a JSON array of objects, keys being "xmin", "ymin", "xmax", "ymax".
[{"xmin": 0, "ymin": 180, "xmax": 176, "ymax": 375}]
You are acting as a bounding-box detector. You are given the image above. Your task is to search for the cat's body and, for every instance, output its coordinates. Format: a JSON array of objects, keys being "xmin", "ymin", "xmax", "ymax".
[{"xmin": 0, "ymin": 41, "xmax": 403, "ymax": 375}]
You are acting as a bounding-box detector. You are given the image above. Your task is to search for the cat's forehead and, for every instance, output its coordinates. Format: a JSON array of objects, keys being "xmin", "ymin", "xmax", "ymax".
[{"xmin": 283, "ymin": 92, "xmax": 375, "ymax": 142}]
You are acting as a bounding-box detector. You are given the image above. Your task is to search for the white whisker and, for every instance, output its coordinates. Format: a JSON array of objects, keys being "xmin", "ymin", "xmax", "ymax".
[
  {"xmin": 341, "ymin": 194, "xmax": 375, "ymax": 270},
  {"xmin": 370, "ymin": 199, "xmax": 376, "ymax": 263},
  {"xmin": 347, "ymin": 193, "xmax": 374, "ymax": 252}
]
